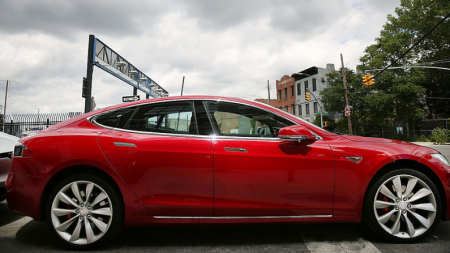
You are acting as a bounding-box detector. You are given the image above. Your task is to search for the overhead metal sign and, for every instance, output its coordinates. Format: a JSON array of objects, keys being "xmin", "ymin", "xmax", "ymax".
[
  {"xmin": 92, "ymin": 37, "xmax": 168, "ymax": 98},
  {"xmin": 83, "ymin": 35, "xmax": 169, "ymax": 113},
  {"xmin": 122, "ymin": 95, "xmax": 140, "ymax": 102}
]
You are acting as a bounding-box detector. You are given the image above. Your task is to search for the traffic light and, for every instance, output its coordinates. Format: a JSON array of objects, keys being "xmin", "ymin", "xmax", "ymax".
[
  {"xmin": 323, "ymin": 121, "xmax": 329, "ymax": 127},
  {"xmin": 363, "ymin": 75, "xmax": 375, "ymax": 86},
  {"xmin": 305, "ymin": 92, "xmax": 311, "ymax": 101},
  {"xmin": 368, "ymin": 75, "xmax": 375, "ymax": 86},
  {"xmin": 363, "ymin": 75, "xmax": 369, "ymax": 86},
  {"xmin": 82, "ymin": 77, "xmax": 87, "ymax": 98}
]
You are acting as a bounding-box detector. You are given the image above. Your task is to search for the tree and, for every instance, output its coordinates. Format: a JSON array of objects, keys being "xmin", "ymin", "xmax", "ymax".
[{"xmin": 359, "ymin": 0, "xmax": 450, "ymax": 119}]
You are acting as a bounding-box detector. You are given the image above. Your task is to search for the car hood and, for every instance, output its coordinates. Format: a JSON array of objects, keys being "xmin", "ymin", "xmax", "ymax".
[
  {"xmin": 341, "ymin": 135, "xmax": 413, "ymax": 145},
  {"xmin": 0, "ymin": 132, "xmax": 19, "ymax": 154}
]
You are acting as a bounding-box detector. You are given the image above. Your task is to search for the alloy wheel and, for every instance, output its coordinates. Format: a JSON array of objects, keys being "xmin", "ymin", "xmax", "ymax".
[
  {"xmin": 50, "ymin": 181, "xmax": 113, "ymax": 245},
  {"xmin": 373, "ymin": 174, "xmax": 437, "ymax": 239}
]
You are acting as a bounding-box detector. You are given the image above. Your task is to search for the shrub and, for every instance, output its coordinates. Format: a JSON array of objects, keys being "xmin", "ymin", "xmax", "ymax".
[{"xmin": 430, "ymin": 127, "xmax": 449, "ymax": 144}]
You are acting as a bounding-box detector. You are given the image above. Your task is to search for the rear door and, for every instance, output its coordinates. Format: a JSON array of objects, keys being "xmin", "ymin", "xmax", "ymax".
[{"xmin": 96, "ymin": 100, "xmax": 215, "ymax": 217}]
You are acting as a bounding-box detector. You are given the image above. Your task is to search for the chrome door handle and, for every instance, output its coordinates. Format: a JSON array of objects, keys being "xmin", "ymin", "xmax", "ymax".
[
  {"xmin": 114, "ymin": 142, "xmax": 137, "ymax": 147},
  {"xmin": 224, "ymin": 147, "xmax": 248, "ymax": 153}
]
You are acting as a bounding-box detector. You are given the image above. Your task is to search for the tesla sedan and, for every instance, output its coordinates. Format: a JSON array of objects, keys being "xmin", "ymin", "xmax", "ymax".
[{"xmin": 5, "ymin": 96, "xmax": 450, "ymax": 249}]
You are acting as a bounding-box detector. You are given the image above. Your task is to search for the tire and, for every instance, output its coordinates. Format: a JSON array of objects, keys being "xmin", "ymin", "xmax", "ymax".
[
  {"xmin": 364, "ymin": 168, "xmax": 442, "ymax": 243},
  {"xmin": 46, "ymin": 173, "xmax": 124, "ymax": 250}
]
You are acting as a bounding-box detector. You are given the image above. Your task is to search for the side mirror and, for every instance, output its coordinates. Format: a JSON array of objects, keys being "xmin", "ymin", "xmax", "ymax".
[{"xmin": 278, "ymin": 125, "xmax": 317, "ymax": 142}]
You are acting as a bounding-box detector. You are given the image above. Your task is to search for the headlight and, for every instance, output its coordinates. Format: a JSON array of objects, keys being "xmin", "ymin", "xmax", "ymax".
[{"xmin": 431, "ymin": 153, "xmax": 450, "ymax": 166}]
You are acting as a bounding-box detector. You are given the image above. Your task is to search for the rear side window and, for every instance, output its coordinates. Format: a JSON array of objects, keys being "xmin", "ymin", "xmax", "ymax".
[
  {"xmin": 95, "ymin": 107, "xmax": 135, "ymax": 128},
  {"xmin": 95, "ymin": 101, "xmax": 198, "ymax": 135}
]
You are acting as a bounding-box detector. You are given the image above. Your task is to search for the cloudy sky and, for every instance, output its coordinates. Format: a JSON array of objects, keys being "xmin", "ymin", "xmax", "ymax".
[{"xmin": 0, "ymin": 0, "xmax": 400, "ymax": 114}]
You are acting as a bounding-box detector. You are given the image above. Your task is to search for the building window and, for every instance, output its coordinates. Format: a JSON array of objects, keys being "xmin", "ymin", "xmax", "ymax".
[
  {"xmin": 297, "ymin": 82, "xmax": 301, "ymax": 95},
  {"xmin": 313, "ymin": 78, "xmax": 317, "ymax": 91},
  {"xmin": 314, "ymin": 102, "xmax": 318, "ymax": 113},
  {"xmin": 305, "ymin": 103, "xmax": 310, "ymax": 115},
  {"xmin": 304, "ymin": 80, "xmax": 309, "ymax": 94},
  {"xmin": 290, "ymin": 86, "xmax": 294, "ymax": 97},
  {"xmin": 284, "ymin": 88, "xmax": 287, "ymax": 98},
  {"xmin": 291, "ymin": 104, "xmax": 295, "ymax": 114},
  {"xmin": 278, "ymin": 90, "xmax": 282, "ymax": 100},
  {"xmin": 285, "ymin": 106, "xmax": 288, "ymax": 112},
  {"xmin": 298, "ymin": 105, "xmax": 302, "ymax": 115}
]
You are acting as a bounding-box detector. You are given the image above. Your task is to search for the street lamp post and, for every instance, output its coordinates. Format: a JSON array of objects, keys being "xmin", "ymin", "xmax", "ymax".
[{"xmin": 306, "ymin": 88, "xmax": 323, "ymax": 129}]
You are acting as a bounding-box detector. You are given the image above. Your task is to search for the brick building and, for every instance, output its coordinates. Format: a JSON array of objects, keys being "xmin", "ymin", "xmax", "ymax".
[{"xmin": 276, "ymin": 75, "xmax": 296, "ymax": 114}]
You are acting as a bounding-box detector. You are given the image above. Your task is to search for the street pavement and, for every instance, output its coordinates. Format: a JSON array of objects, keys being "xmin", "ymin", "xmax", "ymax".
[{"xmin": 1, "ymin": 144, "xmax": 450, "ymax": 252}]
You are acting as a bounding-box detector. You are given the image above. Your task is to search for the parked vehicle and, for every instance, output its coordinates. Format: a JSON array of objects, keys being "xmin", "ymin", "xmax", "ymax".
[
  {"xmin": 0, "ymin": 132, "xmax": 19, "ymax": 202},
  {"xmin": 6, "ymin": 96, "xmax": 450, "ymax": 249}
]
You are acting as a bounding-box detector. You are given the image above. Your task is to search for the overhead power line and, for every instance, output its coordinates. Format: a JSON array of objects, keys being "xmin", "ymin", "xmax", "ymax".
[{"xmin": 368, "ymin": 11, "xmax": 450, "ymax": 82}]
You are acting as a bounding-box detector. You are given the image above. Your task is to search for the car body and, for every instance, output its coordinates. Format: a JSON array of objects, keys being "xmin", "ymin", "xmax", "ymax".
[
  {"xmin": 0, "ymin": 132, "xmax": 19, "ymax": 201},
  {"xmin": 5, "ymin": 96, "xmax": 450, "ymax": 248}
]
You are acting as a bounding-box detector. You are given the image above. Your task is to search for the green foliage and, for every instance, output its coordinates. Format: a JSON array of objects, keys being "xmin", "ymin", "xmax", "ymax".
[
  {"xmin": 312, "ymin": 113, "xmax": 337, "ymax": 132},
  {"xmin": 359, "ymin": 0, "xmax": 450, "ymax": 119},
  {"xmin": 430, "ymin": 127, "xmax": 449, "ymax": 144},
  {"xmin": 416, "ymin": 135, "xmax": 431, "ymax": 142}
]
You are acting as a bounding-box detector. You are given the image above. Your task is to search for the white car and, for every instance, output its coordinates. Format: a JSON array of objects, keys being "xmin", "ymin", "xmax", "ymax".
[{"xmin": 0, "ymin": 132, "xmax": 19, "ymax": 202}]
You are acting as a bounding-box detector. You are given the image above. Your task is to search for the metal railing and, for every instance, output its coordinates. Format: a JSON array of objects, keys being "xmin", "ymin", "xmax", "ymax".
[{"xmin": 2, "ymin": 112, "xmax": 83, "ymax": 137}]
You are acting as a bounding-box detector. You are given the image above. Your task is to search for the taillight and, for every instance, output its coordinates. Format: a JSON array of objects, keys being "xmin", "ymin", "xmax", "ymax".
[{"xmin": 13, "ymin": 142, "xmax": 33, "ymax": 157}]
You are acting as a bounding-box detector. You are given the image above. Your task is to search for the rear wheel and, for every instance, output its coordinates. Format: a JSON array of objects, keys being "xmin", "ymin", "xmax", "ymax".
[
  {"xmin": 364, "ymin": 169, "xmax": 441, "ymax": 243},
  {"xmin": 46, "ymin": 173, "xmax": 123, "ymax": 249}
]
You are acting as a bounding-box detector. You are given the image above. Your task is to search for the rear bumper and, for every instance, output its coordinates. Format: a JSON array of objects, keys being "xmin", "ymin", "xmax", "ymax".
[{"xmin": 5, "ymin": 172, "xmax": 47, "ymax": 220}]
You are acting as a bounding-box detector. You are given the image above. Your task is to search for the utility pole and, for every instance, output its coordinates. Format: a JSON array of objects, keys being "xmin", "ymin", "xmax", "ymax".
[
  {"xmin": 4, "ymin": 80, "xmax": 8, "ymax": 117},
  {"xmin": 267, "ymin": 80, "xmax": 271, "ymax": 105},
  {"xmin": 181, "ymin": 76, "xmax": 185, "ymax": 96},
  {"xmin": 340, "ymin": 53, "xmax": 353, "ymax": 135}
]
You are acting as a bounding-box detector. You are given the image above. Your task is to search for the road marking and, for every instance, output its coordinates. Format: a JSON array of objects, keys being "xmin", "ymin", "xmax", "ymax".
[
  {"xmin": 0, "ymin": 217, "xmax": 33, "ymax": 238},
  {"xmin": 299, "ymin": 226, "xmax": 381, "ymax": 253}
]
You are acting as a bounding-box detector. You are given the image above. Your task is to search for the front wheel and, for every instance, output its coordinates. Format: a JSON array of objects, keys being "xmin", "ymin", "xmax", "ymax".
[
  {"xmin": 364, "ymin": 169, "xmax": 442, "ymax": 243},
  {"xmin": 46, "ymin": 173, "xmax": 123, "ymax": 249}
]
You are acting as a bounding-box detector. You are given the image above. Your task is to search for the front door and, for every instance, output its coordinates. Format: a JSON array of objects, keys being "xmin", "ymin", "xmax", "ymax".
[{"xmin": 203, "ymin": 101, "xmax": 335, "ymax": 217}]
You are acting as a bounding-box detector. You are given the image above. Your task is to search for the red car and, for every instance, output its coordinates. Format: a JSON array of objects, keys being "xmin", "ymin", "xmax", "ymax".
[{"xmin": 6, "ymin": 96, "xmax": 450, "ymax": 249}]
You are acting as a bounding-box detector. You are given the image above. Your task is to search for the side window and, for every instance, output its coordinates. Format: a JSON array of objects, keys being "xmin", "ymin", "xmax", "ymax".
[
  {"xmin": 204, "ymin": 101, "xmax": 293, "ymax": 138},
  {"xmin": 96, "ymin": 101, "xmax": 198, "ymax": 135},
  {"xmin": 95, "ymin": 107, "xmax": 136, "ymax": 128}
]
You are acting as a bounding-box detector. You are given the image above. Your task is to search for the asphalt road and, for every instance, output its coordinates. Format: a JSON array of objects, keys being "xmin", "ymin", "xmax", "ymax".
[{"xmin": 1, "ymin": 144, "xmax": 450, "ymax": 252}]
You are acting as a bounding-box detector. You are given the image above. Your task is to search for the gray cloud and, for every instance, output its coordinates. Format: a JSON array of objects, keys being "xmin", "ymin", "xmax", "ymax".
[{"xmin": 0, "ymin": 0, "xmax": 401, "ymax": 114}]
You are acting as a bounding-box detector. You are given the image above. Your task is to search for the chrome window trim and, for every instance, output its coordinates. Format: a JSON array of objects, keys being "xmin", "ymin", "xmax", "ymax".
[
  {"xmin": 89, "ymin": 98, "xmax": 323, "ymax": 140},
  {"xmin": 154, "ymin": 215, "xmax": 332, "ymax": 219}
]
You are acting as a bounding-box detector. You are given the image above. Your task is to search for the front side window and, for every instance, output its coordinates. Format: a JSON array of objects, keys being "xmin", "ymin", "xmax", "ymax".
[
  {"xmin": 204, "ymin": 101, "xmax": 293, "ymax": 138},
  {"xmin": 95, "ymin": 101, "xmax": 198, "ymax": 135}
]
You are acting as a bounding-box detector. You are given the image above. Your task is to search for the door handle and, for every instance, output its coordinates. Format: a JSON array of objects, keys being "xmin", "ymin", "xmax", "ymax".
[
  {"xmin": 224, "ymin": 147, "xmax": 248, "ymax": 153},
  {"xmin": 114, "ymin": 142, "xmax": 137, "ymax": 147}
]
